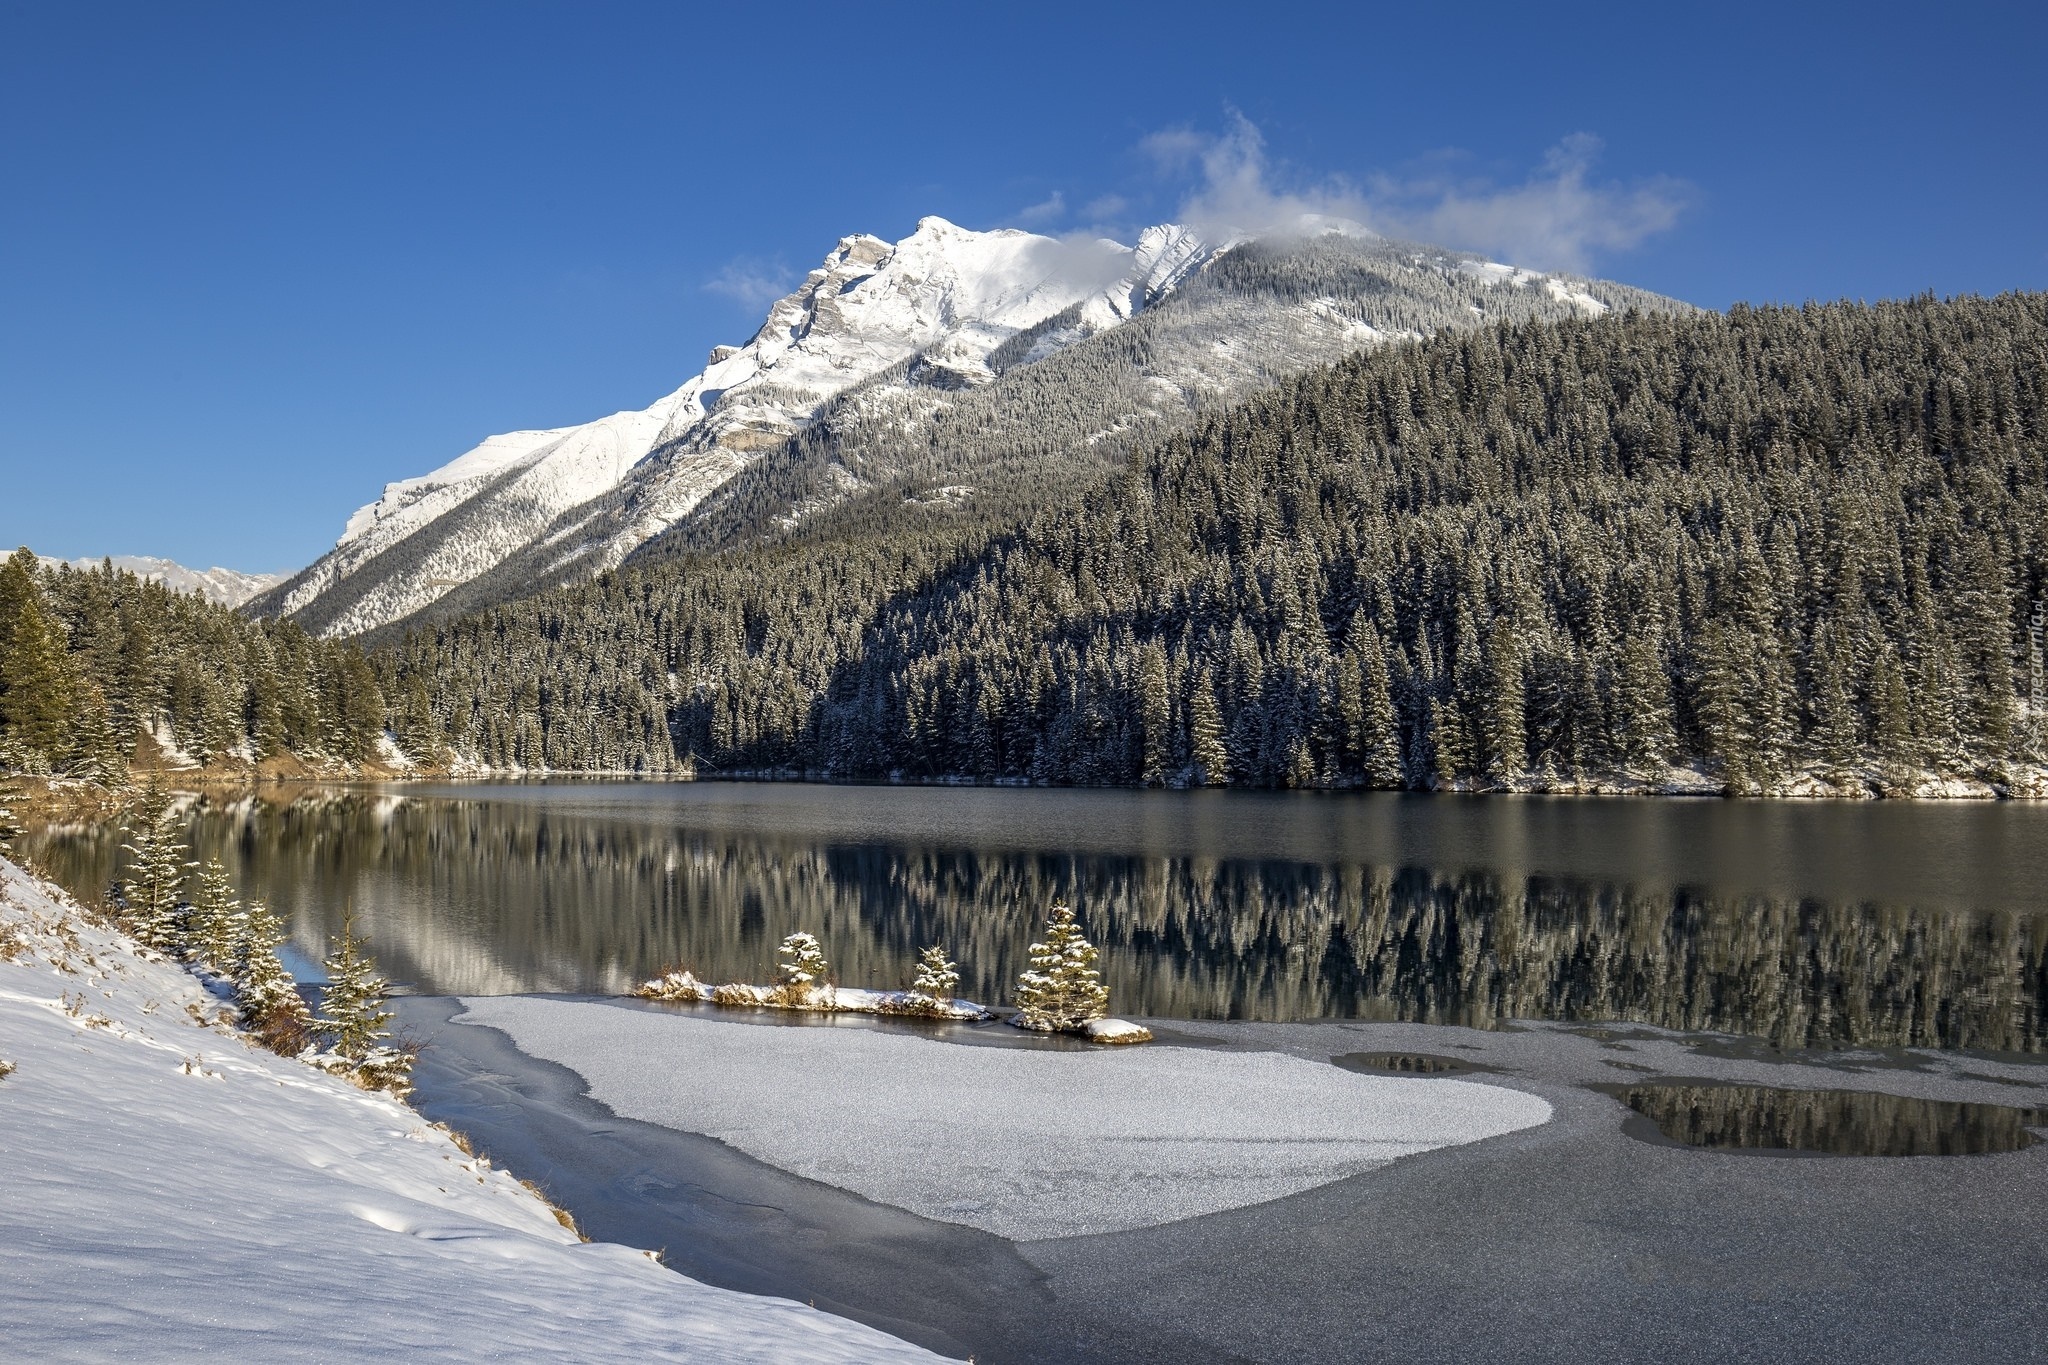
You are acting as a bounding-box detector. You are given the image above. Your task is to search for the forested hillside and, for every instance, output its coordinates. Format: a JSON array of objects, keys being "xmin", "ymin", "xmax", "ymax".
[
  {"xmin": 386, "ymin": 293, "xmax": 2048, "ymax": 796},
  {"xmin": 0, "ymin": 551, "xmax": 387, "ymax": 778},
  {"xmin": 622, "ymin": 237, "xmax": 1672, "ymax": 572}
]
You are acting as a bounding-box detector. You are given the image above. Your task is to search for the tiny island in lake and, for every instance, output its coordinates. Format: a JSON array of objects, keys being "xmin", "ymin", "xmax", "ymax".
[{"xmin": 637, "ymin": 906, "xmax": 1156, "ymax": 1044}]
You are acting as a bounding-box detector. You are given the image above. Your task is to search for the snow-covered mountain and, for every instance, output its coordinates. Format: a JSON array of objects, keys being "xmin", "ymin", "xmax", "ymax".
[
  {"xmin": 254, "ymin": 215, "xmax": 1681, "ymax": 638},
  {"xmin": 253, "ymin": 217, "xmax": 1214, "ymax": 637},
  {"xmin": 37, "ymin": 554, "xmax": 283, "ymax": 608}
]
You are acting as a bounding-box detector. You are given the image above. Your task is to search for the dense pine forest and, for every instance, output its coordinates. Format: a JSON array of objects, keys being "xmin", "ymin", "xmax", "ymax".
[
  {"xmin": 0, "ymin": 551, "xmax": 385, "ymax": 777},
  {"xmin": 387, "ymin": 294, "xmax": 2048, "ymax": 795},
  {"xmin": 3, "ymin": 294, "xmax": 2045, "ymax": 798}
]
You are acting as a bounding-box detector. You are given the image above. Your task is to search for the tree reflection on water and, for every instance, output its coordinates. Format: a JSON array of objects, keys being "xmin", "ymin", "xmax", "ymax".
[
  {"xmin": 19, "ymin": 786, "xmax": 2048, "ymax": 1051},
  {"xmin": 1602, "ymin": 1083, "xmax": 2044, "ymax": 1155}
]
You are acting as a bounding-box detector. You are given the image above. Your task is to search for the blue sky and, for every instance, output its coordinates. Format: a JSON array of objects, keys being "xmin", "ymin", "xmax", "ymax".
[{"xmin": 3, "ymin": 1, "xmax": 2044, "ymax": 571}]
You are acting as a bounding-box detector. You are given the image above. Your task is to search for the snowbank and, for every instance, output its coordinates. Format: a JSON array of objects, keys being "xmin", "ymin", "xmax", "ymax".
[
  {"xmin": 1081, "ymin": 1017, "xmax": 1153, "ymax": 1045},
  {"xmin": 0, "ymin": 861, "xmax": 942, "ymax": 1363},
  {"xmin": 458, "ymin": 997, "xmax": 1552, "ymax": 1241}
]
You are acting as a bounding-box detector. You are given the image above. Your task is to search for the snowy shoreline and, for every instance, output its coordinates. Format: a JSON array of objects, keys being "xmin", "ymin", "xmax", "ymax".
[
  {"xmin": 141, "ymin": 759, "xmax": 2048, "ymax": 801},
  {"xmin": 0, "ymin": 859, "xmax": 943, "ymax": 1362},
  {"xmin": 635, "ymin": 968, "xmax": 996, "ymax": 1021}
]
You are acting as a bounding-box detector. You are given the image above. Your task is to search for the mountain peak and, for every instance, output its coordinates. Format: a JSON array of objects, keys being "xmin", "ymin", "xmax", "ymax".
[{"xmin": 253, "ymin": 215, "xmax": 1221, "ymax": 636}]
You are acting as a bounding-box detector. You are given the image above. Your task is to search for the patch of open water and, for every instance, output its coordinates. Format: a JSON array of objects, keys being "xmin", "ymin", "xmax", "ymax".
[
  {"xmin": 1597, "ymin": 1080, "xmax": 2046, "ymax": 1156},
  {"xmin": 1332, "ymin": 1050, "xmax": 1500, "ymax": 1076}
]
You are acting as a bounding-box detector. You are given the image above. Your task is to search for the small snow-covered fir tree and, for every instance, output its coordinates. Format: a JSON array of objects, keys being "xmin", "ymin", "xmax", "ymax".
[
  {"xmin": 234, "ymin": 896, "xmax": 312, "ymax": 1050},
  {"xmin": 775, "ymin": 931, "xmax": 830, "ymax": 1006},
  {"xmin": 318, "ymin": 914, "xmax": 394, "ymax": 1062},
  {"xmin": 908, "ymin": 945, "xmax": 961, "ymax": 1007},
  {"xmin": 0, "ymin": 777, "xmax": 20, "ymax": 855},
  {"xmin": 1013, "ymin": 904, "xmax": 1109, "ymax": 1032},
  {"xmin": 187, "ymin": 857, "xmax": 242, "ymax": 971},
  {"xmin": 311, "ymin": 913, "xmax": 411, "ymax": 1094},
  {"xmin": 120, "ymin": 781, "xmax": 190, "ymax": 951}
]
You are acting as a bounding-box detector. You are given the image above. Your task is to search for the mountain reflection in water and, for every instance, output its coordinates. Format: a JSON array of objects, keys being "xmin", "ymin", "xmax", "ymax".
[{"xmin": 18, "ymin": 783, "xmax": 2048, "ymax": 1050}]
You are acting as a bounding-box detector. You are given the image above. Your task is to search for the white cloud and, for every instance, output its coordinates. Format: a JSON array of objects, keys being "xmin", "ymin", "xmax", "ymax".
[
  {"xmin": 702, "ymin": 258, "xmax": 795, "ymax": 310},
  {"xmin": 1081, "ymin": 193, "xmax": 1128, "ymax": 221},
  {"xmin": 1143, "ymin": 115, "xmax": 1689, "ymax": 273},
  {"xmin": 1013, "ymin": 233, "xmax": 1135, "ymax": 294},
  {"xmin": 1137, "ymin": 127, "xmax": 1209, "ymax": 174},
  {"xmin": 1014, "ymin": 190, "xmax": 1067, "ymax": 226},
  {"xmin": 1157, "ymin": 113, "xmax": 1373, "ymax": 244},
  {"xmin": 1367, "ymin": 133, "xmax": 1690, "ymax": 273}
]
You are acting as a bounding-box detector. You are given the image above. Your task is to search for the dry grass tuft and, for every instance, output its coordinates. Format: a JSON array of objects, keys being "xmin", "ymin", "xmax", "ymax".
[
  {"xmin": 518, "ymin": 1177, "xmax": 590, "ymax": 1241},
  {"xmin": 434, "ymin": 1121, "xmax": 477, "ymax": 1158},
  {"xmin": 249, "ymin": 1004, "xmax": 311, "ymax": 1057}
]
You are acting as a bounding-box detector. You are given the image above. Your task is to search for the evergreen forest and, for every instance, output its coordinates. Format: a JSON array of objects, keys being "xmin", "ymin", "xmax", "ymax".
[
  {"xmin": 0, "ymin": 551, "xmax": 386, "ymax": 776},
  {"xmin": 3, "ymin": 293, "xmax": 2046, "ymax": 797},
  {"xmin": 387, "ymin": 293, "xmax": 2048, "ymax": 793}
]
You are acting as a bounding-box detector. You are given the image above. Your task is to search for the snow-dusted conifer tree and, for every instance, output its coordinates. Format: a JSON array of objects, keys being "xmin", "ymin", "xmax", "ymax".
[
  {"xmin": 235, "ymin": 896, "xmax": 312, "ymax": 1050},
  {"xmin": 1014, "ymin": 904, "xmax": 1109, "ymax": 1032},
  {"xmin": 120, "ymin": 781, "xmax": 190, "ymax": 951},
  {"xmin": 64, "ymin": 683, "xmax": 129, "ymax": 787},
  {"xmin": 0, "ymin": 777, "xmax": 20, "ymax": 855},
  {"xmin": 775, "ymin": 931, "xmax": 830, "ymax": 1006},
  {"xmin": 909, "ymin": 945, "xmax": 961, "ymax": 1007},
  {"xmin": 187, "ymin": 857, "xmax": 242, "ymax": 970},
  {"xmin": 312, "ymin": 914, "xmax": 411, "ymax": 1094},
  {"xmin": 1138, "ymin": 643, "xmax": 1172, "ymax": 786},
  {"xmin": 0, "ymin": 560, "xmax": 75, "ymax": 770},
  {"xmin": 318, "ymin": 914, "xmax": 394, "ymax": 1061},
  {"xmin": 1187, "ymin": 681, "xmax": 1229, "ymax": 786}
]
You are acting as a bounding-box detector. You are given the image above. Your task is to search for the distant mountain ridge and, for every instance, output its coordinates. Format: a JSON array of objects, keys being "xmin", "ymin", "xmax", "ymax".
[
  {"xmin": 36, "ymin": 554, "xmax": 282, "ymax": 608},
  {"xmin": 252, "ymin": 216, "xmax": 1686, "ymax": 637}
]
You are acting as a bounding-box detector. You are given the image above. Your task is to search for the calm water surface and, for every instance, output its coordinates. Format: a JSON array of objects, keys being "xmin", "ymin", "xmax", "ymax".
[
  {"xmin": 1602, "ymin": 1082, "xmax": 2044, "ymax": 1156},
  {"xmin": 22, "ymin": 782, "xmax": 2048, "ymax": 1049}
]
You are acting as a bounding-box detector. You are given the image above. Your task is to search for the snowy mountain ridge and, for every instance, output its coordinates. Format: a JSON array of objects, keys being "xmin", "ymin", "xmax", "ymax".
[
  {"xmin": 36, "ymin": 554, "xmax": 283, "ymax": 608},
  {"xmin": 257, "ymin": 217, "xmax": 1216, "ymax": 637},
  {"xmin": 253, "ymin": 213, "xmax": 1654, "ymax": 639}
]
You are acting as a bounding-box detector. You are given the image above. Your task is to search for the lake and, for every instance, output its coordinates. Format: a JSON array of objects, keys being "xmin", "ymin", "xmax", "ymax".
[{"xmin": 20, "ymin": 781, "xmax": 2048, "ymax": 1050}]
